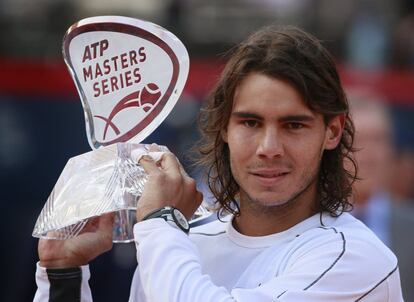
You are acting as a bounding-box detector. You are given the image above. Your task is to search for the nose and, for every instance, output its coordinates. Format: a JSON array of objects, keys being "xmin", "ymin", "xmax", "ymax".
[{"xmin": 256, "ymin": 126, "xmax": 284, "ymax": 158}]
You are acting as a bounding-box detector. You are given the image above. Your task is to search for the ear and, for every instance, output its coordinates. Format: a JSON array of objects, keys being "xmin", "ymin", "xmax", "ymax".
[
  {"xmin": 324, "ymin": 114, "xmax": 345, "ymax": 150},
  {"xmin": 221, "ymin": 128, "xmax": 228, "ymax": 143}
]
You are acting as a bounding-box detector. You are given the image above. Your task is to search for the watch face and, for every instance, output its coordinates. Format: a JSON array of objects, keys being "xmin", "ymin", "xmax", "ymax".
[{"xmin": 173, "ymin": 208, "xmax": 189, "ymax": 230}]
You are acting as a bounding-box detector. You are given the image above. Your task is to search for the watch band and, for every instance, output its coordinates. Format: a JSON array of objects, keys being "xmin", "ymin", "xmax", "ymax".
[{"xmin": 142, "ymin": 206, "xmax": 190, "ymax": 233}]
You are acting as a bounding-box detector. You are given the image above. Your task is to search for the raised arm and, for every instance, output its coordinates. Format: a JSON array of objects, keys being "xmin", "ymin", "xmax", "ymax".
[{"xmin": 34, "ymin": 213, "xmax": 114, "ymax": 302}]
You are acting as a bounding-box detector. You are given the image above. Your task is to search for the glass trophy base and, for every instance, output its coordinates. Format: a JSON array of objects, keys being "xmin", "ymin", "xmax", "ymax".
[{"xmin": 32, "ymin": 143, "xmax": 211, "ymax": 243}]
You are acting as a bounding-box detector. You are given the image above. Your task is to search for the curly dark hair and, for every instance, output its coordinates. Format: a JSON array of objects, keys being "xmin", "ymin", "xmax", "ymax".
[{"xmin": 196, "ymin": 25, "xmax": 357, "ymax": 217}]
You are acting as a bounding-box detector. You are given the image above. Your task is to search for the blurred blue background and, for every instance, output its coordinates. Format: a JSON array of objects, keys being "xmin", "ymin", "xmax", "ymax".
[{"xmin": 1, "ymin": 0, "xmax": 414, "ymax": 301}]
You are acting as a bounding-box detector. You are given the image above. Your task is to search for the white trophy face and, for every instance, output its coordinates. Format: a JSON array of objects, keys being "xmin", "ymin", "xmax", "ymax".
[{"xmin": 63, "ymin": 16, "xmax": 189, "ymax": 149}]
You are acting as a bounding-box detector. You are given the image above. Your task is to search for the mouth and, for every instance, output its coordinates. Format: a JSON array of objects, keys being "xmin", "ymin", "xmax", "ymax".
[
  {"xmin": 249, "ymin": 170, "xmax": 290, "ymax": 185},
  {"xmin": 251, "ymin": 171, "xmax": 288, "ymax": 178}
]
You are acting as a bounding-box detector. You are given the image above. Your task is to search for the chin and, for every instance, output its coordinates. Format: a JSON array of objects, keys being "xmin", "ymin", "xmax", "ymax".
[
  {"xmin": 260, "ymin": 199, "xmax": 291, "ymax": 207},
  {"xmin": 247, "ymin": 191, "xmax": 291, "ymax": 207}
]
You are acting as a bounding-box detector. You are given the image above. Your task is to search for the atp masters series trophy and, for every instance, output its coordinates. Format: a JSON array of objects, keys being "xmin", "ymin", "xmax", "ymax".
[{"xmin": 32, "ymin": 16, "xmax": 210, "ymax": 243}]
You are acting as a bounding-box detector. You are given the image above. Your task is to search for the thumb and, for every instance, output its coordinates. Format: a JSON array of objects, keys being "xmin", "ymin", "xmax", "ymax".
[
  {"xmin": 99, "ymin": 212, "xmax": 115, "ymax": 230},
  {"xmin": 96, "ymin": 212, "xmax": 115, "ymax": 242}
]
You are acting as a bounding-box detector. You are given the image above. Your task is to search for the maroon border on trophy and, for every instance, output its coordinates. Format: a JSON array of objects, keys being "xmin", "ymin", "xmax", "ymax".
[{"xmin": 63, "ymin": 21, "xmax": 180, "ymax": 147}]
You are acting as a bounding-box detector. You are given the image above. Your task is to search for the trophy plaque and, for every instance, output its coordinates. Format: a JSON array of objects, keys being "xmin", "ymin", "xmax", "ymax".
[
  {"xmin": 32, "ymin": 16, "xmax": 211, "ymax": 243},
  {"xmin": 62, "ymin": 16, "xmax": 189, "ymax": 149}
]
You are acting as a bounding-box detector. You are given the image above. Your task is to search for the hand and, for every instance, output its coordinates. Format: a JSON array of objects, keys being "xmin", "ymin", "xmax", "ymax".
[
  {"xmin": 136, "ymin": 152, "xmax": 203, "ymax": 222},
  {"xmin": 38, "ymin": 213, "xmax": 114, "ymax": 268}
]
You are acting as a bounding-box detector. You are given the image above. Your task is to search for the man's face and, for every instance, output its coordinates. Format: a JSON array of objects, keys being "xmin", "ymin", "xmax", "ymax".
[{"xmin": 222, "ymin": 73, "xmax": 343, "ymax": 208}]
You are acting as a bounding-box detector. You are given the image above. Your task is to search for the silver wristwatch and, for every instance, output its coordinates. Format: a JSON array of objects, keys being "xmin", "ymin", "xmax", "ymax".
[{"xmin": 142, "ymin": 206, "xmax": 190, "ymax": 233}]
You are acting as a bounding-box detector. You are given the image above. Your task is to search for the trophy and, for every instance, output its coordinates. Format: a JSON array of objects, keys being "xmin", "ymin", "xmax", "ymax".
[{"xmin": 32, "ymin": 16, "xmax": 212, "ymax": 243}]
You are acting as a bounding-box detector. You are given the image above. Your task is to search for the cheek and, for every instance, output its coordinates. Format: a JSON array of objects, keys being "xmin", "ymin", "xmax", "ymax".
[
  {"xmin": 287, "ymin": 135, "xmax": 325, "ymax": 165},
  {"xmin": 227, "ymin": 129, "xmax": 255, "ymax": 159},
  {"xmin": 228, "ymin": 141, "xmax": 251, "ymax": 164},
  {"xmin": 227, "ymin": 134, "xmax": 257, "ymax": 181}
]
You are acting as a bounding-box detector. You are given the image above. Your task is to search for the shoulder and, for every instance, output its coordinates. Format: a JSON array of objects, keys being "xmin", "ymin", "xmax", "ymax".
[
  {"xmin": 296, "ymin": 213, "xmax": 398, "ymax": 285},
  {"xmin": 278, "ymin": 213, "xmax": 399, "ymax": 282},
  {"xmin": 278, "ymin": 213, "xmax": 402, "ymax": 300},
  {"xmin": 304, "ymin": 213, "xmax": 398, "ymax": 264}
]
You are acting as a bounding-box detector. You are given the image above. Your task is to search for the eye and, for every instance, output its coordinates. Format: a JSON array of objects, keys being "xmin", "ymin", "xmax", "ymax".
[
  {"xmin": 286, "ymin": 122, "xmax": 304, "ymax": 130},
  {"xmin": 243, "ymin": 120, "xmax": 259, "ymax": 128}
]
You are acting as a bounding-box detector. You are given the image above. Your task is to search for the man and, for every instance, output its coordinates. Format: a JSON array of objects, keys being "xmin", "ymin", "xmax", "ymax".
[
  {"xmin": 350, "ymin": 93, "xmax": 414, "ymax": 301},
  {"xmin": 34, "ymin": 26, "xmax": 403, "ymax": 301}
]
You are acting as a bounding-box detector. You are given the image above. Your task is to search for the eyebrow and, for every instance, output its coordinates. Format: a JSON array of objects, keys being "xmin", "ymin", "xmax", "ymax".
[
  {"xmin": 231, "ymin": 111, "xmax": 315, "ymax": 122},
  {"xmin": 231, "ymin": 112, "xmax": 262, "ymax": 119}
]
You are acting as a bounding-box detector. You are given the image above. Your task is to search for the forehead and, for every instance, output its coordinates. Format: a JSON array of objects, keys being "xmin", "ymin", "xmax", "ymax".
[{"xmin": 232, "ymin": 72, "xmax": 315, "ymax": 116}]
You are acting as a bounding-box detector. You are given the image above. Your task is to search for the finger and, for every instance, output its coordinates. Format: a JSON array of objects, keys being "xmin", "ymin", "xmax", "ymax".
[
  {"xmin": 98, "ymin": 212, "xmax": 115, "ymax": 232},
  {"xmin": 96, "ymin": 213, "xmax": 114, "ymax": 242},
  {"xmin": 82, "ymin": 213, "xmax": 114, "ymax": 254},
  {"xmin": 139, "ymin": 155, "xmax": 160, "ymax": 174},
  {"xmin": 167, "ymin": 154, "xmax": 190, "ymax": 178},
  {"xmin": 160, "ymin": 153, "xmax": 190, "ymax": 179},
  {"xmin": 160, "ymin": 152, "xmax": 182, "ymax": 173},
  {"xmin": 81, "ymin": 217, "xmax": 99, "ymax": 233}
]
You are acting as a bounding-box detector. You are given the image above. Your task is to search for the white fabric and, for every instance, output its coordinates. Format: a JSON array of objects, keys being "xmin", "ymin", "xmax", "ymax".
[
  {"xmin": 34, "ymin": 213, "xmax": 404, "ymax": 301},
  {"xmin": 129, "ymin": 213, "xmax": 403, "ymax": 302}
]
